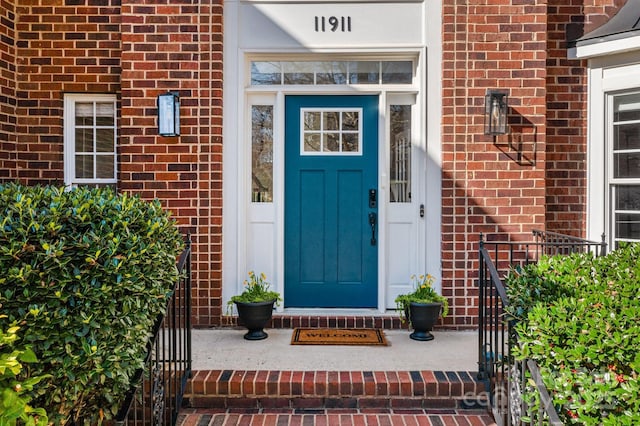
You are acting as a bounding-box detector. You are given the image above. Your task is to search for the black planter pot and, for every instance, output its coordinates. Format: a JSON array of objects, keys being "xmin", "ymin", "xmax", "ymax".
[
  {"xmin": 408, "ymin": 302, "xmax": 442, "ymax": 341},
  {"xmin": 235, "ymin": 300, "xmax": 276, "ymax": 340}
]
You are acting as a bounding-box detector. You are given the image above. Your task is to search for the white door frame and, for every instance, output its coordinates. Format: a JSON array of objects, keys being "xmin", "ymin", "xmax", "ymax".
[{"xmin": 222, "ymin": 0, "xmax": 443, "ymax": 313}]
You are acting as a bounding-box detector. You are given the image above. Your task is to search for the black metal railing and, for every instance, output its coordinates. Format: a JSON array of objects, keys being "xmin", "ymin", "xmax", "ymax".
[
  {"xmin": 114, "ymin": 239, "xmax": 192, "ymax": 426},
  {"xmin": 478, "ymin": 230, "xmax": 606, "ymax": 425}
]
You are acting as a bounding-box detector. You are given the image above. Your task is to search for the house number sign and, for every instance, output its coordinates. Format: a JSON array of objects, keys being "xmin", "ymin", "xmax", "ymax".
[{"xmin": 315, "ymin": 16, "xmax": 352, "ymax": 32}]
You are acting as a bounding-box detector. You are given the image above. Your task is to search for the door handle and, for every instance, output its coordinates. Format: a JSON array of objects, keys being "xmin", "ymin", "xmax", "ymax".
[{"xmin": 368, "ymin": 212, "xmax": 377, "ymax": 246}]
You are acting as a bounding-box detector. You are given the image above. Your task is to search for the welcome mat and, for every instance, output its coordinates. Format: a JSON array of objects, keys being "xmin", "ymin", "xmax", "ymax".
[{"xmin": 290, "ymin": 328, "xmax": 388, "ymax": 346}]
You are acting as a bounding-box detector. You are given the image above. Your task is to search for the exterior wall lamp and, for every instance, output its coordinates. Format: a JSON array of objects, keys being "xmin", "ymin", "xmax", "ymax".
[
  {"xmin": 484, "ymin": 90, "xmax": 508, "ymax": 135},
  {"xmin": 157, "ymin": 92, "xmax": 180, "ymax": 137}
]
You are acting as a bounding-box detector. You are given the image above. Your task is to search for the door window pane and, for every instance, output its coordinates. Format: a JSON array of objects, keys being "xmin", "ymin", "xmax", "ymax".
[
  {"xmin": 390, "ymin": 105, "xmax": 411, "ymax": 203},
  {"xmin": 301, "ymin": 109, "xmax": 361, "ymax": 155},
  {"xmin": 251, "ymin": 105, "xmax": 274, "ymax": 202}
]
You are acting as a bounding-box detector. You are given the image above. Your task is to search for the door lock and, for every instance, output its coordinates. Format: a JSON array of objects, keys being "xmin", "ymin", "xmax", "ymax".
[{"xmin": 368, "ymin": 189, "xmax": 377, "ymax": 208}]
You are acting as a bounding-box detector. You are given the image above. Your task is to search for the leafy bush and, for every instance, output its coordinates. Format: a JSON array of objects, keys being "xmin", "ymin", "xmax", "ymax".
[
  {"xmin": 0, "ymin": 183, "xmax": 184, "ymax": 424},
  {"xmin": 507, "ymin": 244, "xmax": 640, "ymax": 424},
  {"xmin": 0, "ymin": 320, "xmax": 49, "ymax": 426}
]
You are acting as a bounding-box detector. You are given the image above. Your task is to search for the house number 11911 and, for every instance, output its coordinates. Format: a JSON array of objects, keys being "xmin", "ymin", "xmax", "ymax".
[{"xmin": 315, "ymin": 16, "xmax": 352, "ymax": 32}]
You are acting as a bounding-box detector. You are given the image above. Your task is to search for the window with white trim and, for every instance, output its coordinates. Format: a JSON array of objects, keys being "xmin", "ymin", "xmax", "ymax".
[
  {"xmin": 389, "ymin": 104, "xmax": 412, "ymax": 202},
  {"xmin": 251, "ymin": 104, "xmax": 274, "ymax": 202},
  {"xmin": 609, "ymin": 91, "xmax": 640, "ymax": 247},
  {"xmin": 64, "ymin": 94, "xmax": 117, "ymax": 187},
  {"xmin": 301, "ymin": 108, "xmax": 362, "ymax": 155}
]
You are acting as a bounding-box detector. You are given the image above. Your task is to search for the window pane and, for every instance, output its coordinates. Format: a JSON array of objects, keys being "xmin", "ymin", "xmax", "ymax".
[
  {"xmin": 96, "ymin": 129, "xmax": 114, "ymax": 152},
  {"xmin": 75, "ymin": 128, "xmax": 93, "ymax": 152},
  {"xmin": 75, "ymin": 103, "xmax": 94, "ymax": 125},
  {"xmin": 304, "ymin": 134, "xmax": 321, "ymax": 152},
  {"xmin": 251, "ymin": 62, "xmax": 282, "ymax": 85},
  {"xmin": 302, "ymin": 108, "xmax": 361, "ymax": 155},
  {"xmin": 323, "ymin": 133, "xmax": 340, "ymax": 152},
  {"xmin": 304, "ymin": 111, "xmax": 321, "ymax": 131},
  {"xmin": 616, "ymin": 186, "xmax": 640, "ymax": 210},
  {"xmin": 342, "ymin": 133, "xmax": 358, "ymax": 152},
  {"xmin": 342, "ymin": 111, "xmax": 358, "ymax": 131},
  {"xmin": 614, "ymin": 123, "xmax": 640, "ymax": 150},
  {"xmin": 381, "ymin": 61, "xmax": 413, "ymax": 84},
  {"xmin": 96, "ymin": 155, "xmax": 115, "ymax": 179},
  {"xmin": 615, "ymin": 213, "xmax": 640, "ymax": 240},
  {"xmin": 614, "ymin": 92, "xmax": 640, "ymax": 122},
  {"xmin": 323, "ymin": 112, "xmax": 339, "ymax": 130},
  {"xmin": 390, "ymin": 105, "xmax": 411, "ymax": 203},
  {"xmin": 349, "ymin": 61, "xmax": 379, "ymax": 84},
  {"xmin": 283, "ymin": 62, "xmax": 314, "ymax": 85},
  {"xmin": 614, "ymin": 152, "xmax": 640, "ymax": 178},
  {"xmin": 251, "ymin": 105, "xmax": 273, "ymax": 203},
  {"xmin": 316, "ymin": 61, "xmax": 347, "ymax": 84},
  {"xmin": 95, "ymin": 102, "xmax": 115, "ymax": 126},
  {"xmin": 75, "ymin": 155, "xmax": 94, "ymax": 178}
]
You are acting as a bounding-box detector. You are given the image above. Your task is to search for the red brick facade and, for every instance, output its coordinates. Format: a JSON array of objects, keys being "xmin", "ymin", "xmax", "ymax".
[{"xmin": 0, "ymin": 0, "xmax": 623, "ymax": 328}]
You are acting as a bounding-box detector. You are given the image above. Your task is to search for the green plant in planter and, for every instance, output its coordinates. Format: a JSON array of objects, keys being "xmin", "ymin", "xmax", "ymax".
[
  {"xmin": 395, "ymin": 274, "xmax": 449, "ymax": 323},
  {"xmin": 227, "ymin": 271, "xmax": 282, "ymax": 340},
  {"xmin": 228, "ymin": 271, "xmax": 282, "ymax": 309}
]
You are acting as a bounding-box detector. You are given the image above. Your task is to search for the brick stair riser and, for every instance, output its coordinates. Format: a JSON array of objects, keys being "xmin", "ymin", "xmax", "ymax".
[
  {"xmin": 184, "ymin": 369, "xmax": 488, "ymax": 412},
  {"xmin": 186, "ymin": 395, "xmax": 486, "ymax": 410}
]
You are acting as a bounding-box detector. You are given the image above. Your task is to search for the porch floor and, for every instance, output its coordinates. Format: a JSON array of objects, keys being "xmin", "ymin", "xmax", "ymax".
[{"xmin": 191, "ymin": 328, "xmax": 478, "ymax": 371}]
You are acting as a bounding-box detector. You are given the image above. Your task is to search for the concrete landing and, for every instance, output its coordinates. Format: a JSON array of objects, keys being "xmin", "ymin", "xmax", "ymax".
[{"xmin": 191, "ymin": 328, "xmax": 479, "ymax": 372}]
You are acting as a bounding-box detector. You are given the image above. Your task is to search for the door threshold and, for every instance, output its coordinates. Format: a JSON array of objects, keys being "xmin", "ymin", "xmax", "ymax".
[
  {"xmin": 280, "ymin": 308, "xmax": 397, "ymax": 316},
  {"xmin": 270, "ymin": 309, "xmax": 406, "ymax": 330}
]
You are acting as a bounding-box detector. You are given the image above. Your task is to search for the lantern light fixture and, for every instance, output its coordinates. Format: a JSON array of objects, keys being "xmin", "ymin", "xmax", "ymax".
[
  {"xmin": 484, "ymin": 90, "xmax": 508, "ymax": 135},
  {"xmin": 157, "ymin": 92, "xmax": 180, "ymax": 137}
]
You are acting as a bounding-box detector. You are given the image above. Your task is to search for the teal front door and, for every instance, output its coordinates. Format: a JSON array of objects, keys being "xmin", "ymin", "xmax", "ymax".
[{"xmin": 285, "ymin": 95, "xmax": 378, "ymax": 308}]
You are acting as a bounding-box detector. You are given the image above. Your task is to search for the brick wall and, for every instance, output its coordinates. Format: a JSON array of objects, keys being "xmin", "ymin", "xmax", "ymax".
[
  {"xmin": 441, "ymin": 0, "xmax": 548, "ymax": 327},
  {"xmin": 10, "ymin": 0, "xmax": 224, "ymax": 327},
  {"xmin": 13, "ymin": 0, "xmax": 121, "ymax": 184},
  {"xmin": 0, "ymin": 0, "xmax": 16, "ymax": 180},
  {"xmin": 119, "ymin": 0, "xmax": 224, "ymax": 327},
  {"xmin": 545, "ymin": 0, "xmax": 624, "ymax": 237},
  {"xmin": 2, "ymin": 0, "xmax": 623, "ymax": 328}
]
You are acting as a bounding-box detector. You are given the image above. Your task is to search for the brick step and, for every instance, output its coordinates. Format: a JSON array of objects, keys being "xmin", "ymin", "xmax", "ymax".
[
  {"xmin": 183, "ymin": 370, "xmax": 487, "ymax": 412},
  {"xmin": 177, "ymin": 410, "xmax": 496, "ymax": 425}
]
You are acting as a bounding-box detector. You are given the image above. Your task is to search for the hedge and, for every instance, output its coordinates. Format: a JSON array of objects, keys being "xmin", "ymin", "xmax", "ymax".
[
  {"xmin": 506, "ymin": 244, "xmax": 640, "ymax": 425},
  {"xmin": 0, "ymin": 183, "xmax": 184, "ymax": 425}
]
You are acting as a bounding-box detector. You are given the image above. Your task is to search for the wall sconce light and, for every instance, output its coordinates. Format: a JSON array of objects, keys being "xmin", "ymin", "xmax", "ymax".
[
  {"xmin": 157, "ymin": 92, "xmax": 180, "ymax": 137},
  {"xmin": 484, "ymin": 90, "xmax": 508, "ymax": 135}
]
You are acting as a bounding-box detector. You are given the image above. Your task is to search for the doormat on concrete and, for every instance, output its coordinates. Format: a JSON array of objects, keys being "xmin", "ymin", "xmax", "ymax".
[{"xmin": 290, "ymin": 328, "xmax": 388, "ymax": 346}]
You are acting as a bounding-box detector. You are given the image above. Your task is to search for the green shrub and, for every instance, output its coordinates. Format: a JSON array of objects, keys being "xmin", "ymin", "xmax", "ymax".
[
  {"xmin": 0, "ymin": 320, "xmax": 49, "ymax": 426},
  {"xmin": 508, "ymin": 244, "xmax": 640, "ymax": 424},
  {"xmin": 0, "ymin": 183, "xmax": 184, "ymax": 424}
]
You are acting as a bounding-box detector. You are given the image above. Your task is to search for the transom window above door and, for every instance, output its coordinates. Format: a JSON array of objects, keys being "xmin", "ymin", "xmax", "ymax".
[
  {"xmin": 301, "ymin": 108, "xmax": 362, "ymax": 155},
  {"xmin": 251, "ymin": 60, "xmax": 413, "ymax": 86}
]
